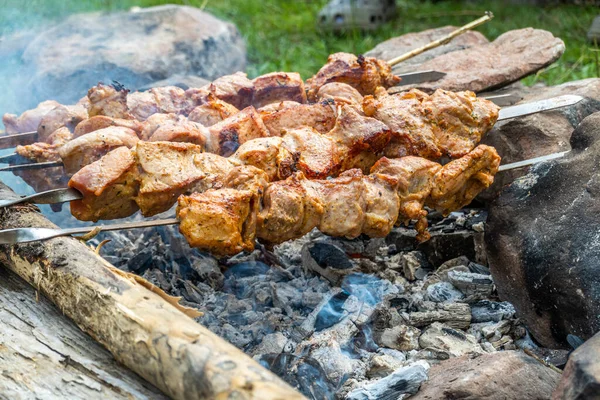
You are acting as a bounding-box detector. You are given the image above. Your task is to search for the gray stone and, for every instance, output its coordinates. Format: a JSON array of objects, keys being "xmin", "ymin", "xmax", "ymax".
[
  {"xmin": 410, "ymin": 302, "xmax": 472, "ymax": 330},
  {"xmin": 403, "ymin": 28, "xmax": 565, "ymax": 93},
  {"xmin": 365, "ymin": 26, "xmax": 489, "ymax": 75},
  {"xmin": 378, "ymin": 325, "xmax": 421, "ymax": 352},
  {"xmin": 552, "ymin": 331, "xmax": 600, "ymax": 399},
  {"xmin": 447, "ymin": 270, "xmax": 494, "ymax": 302},
  {"xmin": 481, "ymin": 78, "xmax": 600, "ymax": 201},
  {"xmin": 18, "ymin": 5, "xmax": 246, "ymax": 106},
  {"xmin": 486, "ymin": 112, "xmax": 600, "ymax": 348},
  {"xmin": 346, "ymin": 361, "xmax": 430, "ymax": 400},
  {"xmin": 412, "ymin": 351, "xmax": 561, "ymax": 400}
]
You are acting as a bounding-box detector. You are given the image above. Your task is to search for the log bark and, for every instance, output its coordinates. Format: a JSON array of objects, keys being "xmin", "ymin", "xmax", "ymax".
[
  {"xmin": 0, "ymin": 181, "xmax": 305, "ymax": 400},
  {"xmin": 0, "ymin": 267, "xmax": 166, "ymax": 399}
]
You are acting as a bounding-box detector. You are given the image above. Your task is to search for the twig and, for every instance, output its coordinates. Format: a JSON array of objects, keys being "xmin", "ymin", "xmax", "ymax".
[
  {"xmin": 523, "ymin": 348, "xmax": 563, "ymax": 374},
  {"xmin": 387, "ymin": 11, "xmax": 494, "ymax": 66}
]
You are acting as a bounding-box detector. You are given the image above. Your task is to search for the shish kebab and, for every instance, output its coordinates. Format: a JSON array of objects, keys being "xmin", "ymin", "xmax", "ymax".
[
  {"xmin": 0, "ymin": 89, "xmax": 582, "ymax": 251},
  {"xmin": 0, "ymin": 53, "xmax": 443, "ymax": 149}
]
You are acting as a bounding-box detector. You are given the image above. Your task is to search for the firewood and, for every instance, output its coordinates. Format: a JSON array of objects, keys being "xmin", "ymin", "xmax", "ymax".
[{"xmin": 0, "ymin": 181, "xmax": 304, "ymax": 400}]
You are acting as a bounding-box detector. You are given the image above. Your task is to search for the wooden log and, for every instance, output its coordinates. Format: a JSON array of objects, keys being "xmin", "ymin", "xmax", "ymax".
[
  {"xmin": 0, "ymin": 181, "xmax": 305, "ymax": 400},
  {"xmin": 0, "ymin": 267, "xmax": 166, "ymax": 398}
]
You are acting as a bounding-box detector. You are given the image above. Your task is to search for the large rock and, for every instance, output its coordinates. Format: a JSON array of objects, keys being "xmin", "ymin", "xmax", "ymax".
[
  {"xmin": 19, "ymin": 5, "xmax": 246, "ymax": 106},
  {"xmin": 403, "ymin": 28, "xmax": 565, "ymax": 93},
  {"xmin": 412, "ymin": 351, "xmax": 560, "ymax": 400},
  {"xmin": 481, "ymin": 78, "xmax": 600, "ymax": 200},
  {"xmin": 486, "ymin": 112, "xmax": 600, "ymax": 348},
  {"xmin": 553, "ymin": 331, "xmax": 600, "ymax": 399},
  {"xmin": 365, "ymin": 26, "xmax": 489, "ymax": 74}
]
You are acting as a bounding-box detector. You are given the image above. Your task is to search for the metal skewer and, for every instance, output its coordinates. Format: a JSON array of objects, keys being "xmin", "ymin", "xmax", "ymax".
[
  {"xmin": 0, "ymin": 130, "xmax": 37, "ymax": 148},
  {"xmin": 0, "ymin": 149, "xmax": 571, "ymax": 212},
  {"xmin": 0, "ymin": 218, "xmax": 179, "ymax": 245}
]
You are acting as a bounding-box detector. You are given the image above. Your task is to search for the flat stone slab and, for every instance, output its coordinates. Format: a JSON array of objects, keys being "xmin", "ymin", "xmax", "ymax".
[
  {"xmin": 19, "ymin": 5, "xmax": 246, "ymax": 105},
  {"xmin": 391, "ymin": 28, "xmax": 565, "ymax": 93},
  {"xmin": 365, "ymin": 26, "xmax": 489, "ymax": 74}
]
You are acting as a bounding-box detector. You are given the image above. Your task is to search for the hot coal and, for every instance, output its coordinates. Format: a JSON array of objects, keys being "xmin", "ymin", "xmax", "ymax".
[{"xmin": 86, "ymin": 207, "xmax": 554, "ymax": 400}]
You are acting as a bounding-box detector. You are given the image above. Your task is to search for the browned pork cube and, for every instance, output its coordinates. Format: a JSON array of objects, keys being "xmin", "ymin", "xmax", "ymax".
[
  {"xmin": 74, "ymin": 115, "xmax": 143, "ymax": 138},
  {"xmin": 426, "ymin": 144, "xmax": 500, "ymax": 215},
  {"xmin": 192, "ymin": 72, "xmax": 255, "ymax": 110},
  {"xmin": 423, "ymin": 89, "xmax": 500, "ymax": 158},
  {"xmin": 88, "ymin": 83, "xmax": 130, "ymax": 119},
  {"xmin": 316, "ymin": 82, "xmax": 364, "ymax": 107},
  {"xmin": 146, "ymin": 115, "xmax": 209, "ymax": 147},
  {"xmin": 281, "ymin": 127, "xmax": 339, "ymax": 179},
  {"xmin": 2, "ymin": 100, "xmax": 60, "ymax": 134},
  {"xmin": 363, "ymin": 88, "xmax": 442, "ymax": 160},
  {"xmin": 69, "ymin": 146, "xmax": 140, "ymax": 221},
  {"xmin": 37, "ymin": 104, "xmax": 88, "ymax": 142},
  {"xmin": 362, "ymin": 174, "xmax": 400, "ymax": 237},
  {"xmin": 208, "ymin": 106, "xmax": 269, "ymax": 156},
  {"xmin": 58, "ymin": 126, "xmax": 139, "ymax": 174},
  {"xmin": 306, "ymin": 52, "xmax": 401, "ymax": 100},
  {"xmin": 251, "ymin": 72, "xmax": 307, "ymax": 108},
  {"xmin": 188, "ymin": 95, "xmax": 239, "ymax": 127},
  {"xmin": 262, "ymin": 102, "xmax": 337, "ymax": 136},
  {"xmin": 177, "ymin": 189, "xmax": 257, "ymax": 256}
]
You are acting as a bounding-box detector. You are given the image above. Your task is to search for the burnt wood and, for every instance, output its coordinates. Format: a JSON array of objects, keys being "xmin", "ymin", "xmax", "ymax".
[{"xmin": 0, "ymin": 181, "xmax": 305, "ymax": 400}]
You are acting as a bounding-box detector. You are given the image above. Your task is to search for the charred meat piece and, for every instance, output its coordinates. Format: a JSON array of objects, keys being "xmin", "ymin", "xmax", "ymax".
[
  {"xmin": 316, "ymin": 82, "xmax": 364, "ymax": 107},
  {"xmin": 188, "ymin": 95, "xmax": 239, "ymax": 127},
  {"xmin": 193, "ymin": 72, "xmax": 255, "ymax": 110},
  {"xmin": 251, "ymin": 72, "xmax": 307, "ymax": 108},
  {"xmin": 177, "ymin": 188, "xmax": 258, "ymax": 256},
  {"xmin": 69, "ymin": 147, "xmax": 140, "ymax": 222},
  {"xmin": 134, "ymin": 141, "xmax": 207, "ymax": 216},
  {"xmin": 232, "ymin": 136, "xmax": 293, "ymax": 182},
  {"xmin": 423, "ymin": 89, "xmax": 500, "ymax": 158},
  {"xmin": 147, "ymin": 116, "xmax": 208, "ymax": 147},
  {"xmin": 2, "ymin": 100, "xmax": 61, "ymax": 134},
  {"xmin": 74, "ymin": 115, "xmax": 143, "ymax": 138},
  {"xmin": 58, "ymin": 126, "xmax": 139, "ymax": 174},
  {"xmin": 207, "ymin": 106, "xmax": 269, "ymax": 156},
  {"xmin": 306, "ymin": 52, "xmax": 401, "ymax": 100},
  {"xmin": 364, "ymin": 88, "xmax": 442, "ymax": 160},
  {"xmin": 256, "ymin": 172, "xmax": 324, "ymax": 244},
  {"xmin": 134, "ymin": 141, "xmax": 237, "ymax": 216},
  {"xmin": 426, "ymin": 144, "xmax": 500, "ymax": 215},
  {"xmin": 262, "ymin": 102, "xmax": 337, "ymax": 136},
  {"xmin": 371, "ymin": 156, "xmax": 441, "ymax": 241},
  {"xmin": 88, "ymin": 83, "xmax": 130, "ymax": 119},
  {"xmin": 327, "ymin": 105, "xmax": 390, "ymax": 172},
  {"xmin": 281, "ymin": 127, "xmax": 339, "ymax": 179},
  {"xmin": 127, "ymin": 91, "xmax": 160, "ymax": 121},
  {"xmin": 37, "ymin": 104, "xmax": 88, "ymax": 142}
]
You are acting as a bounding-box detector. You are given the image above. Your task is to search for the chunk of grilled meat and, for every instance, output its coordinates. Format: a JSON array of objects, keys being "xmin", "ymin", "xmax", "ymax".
[
  {"xmin": 251, "ymin": 72, "xmax": 307, "ymax": 108},
  {"xmin": 423, "ymin": 89, "xmax": 499, "ymax": 158},
  {"xmin": 426, "ymin": 144, "xmax": 500, "ymax": 215},
  {"xmin": 69, "ymin": 146, "xmax": 140, "ymax": 222},
  {"xmin": 188, "ymin": 95, "xmax": 240, "ymax": 127},
  {"xmin": 262, "ymin": 102, "xmax": 337, "ymax": 136},
  {"xmin": 2, "ymin": 100, "xmax": 61, "ymax": 134},
  {"xmin": 74, "ymin": 115, "xmax": 143, "ymax": 138},
  {"xmin": 364, "ymin": 87, "xmax": 499, "ymax": 160},
  {"xmin": 58, "ymin": 126, "xmax": 139, "ymax": 174},
  {"xmin": 88, "ymin": 83, "xmax": 130, "ymax": 119},
  {"xmin": 190, "ymin": 72, "xmax": 255, "ymax": 110},
  {"xmin": 364, "ymin": 88, "xmax": 442, "ymax": 160},
  {"xmin": 257, "ymin": 101, "xmax": 302, "ymax": 114},
  {"xmin": 145, "ymin": 115, "xmax": 208, "ymax": 147},
  {"xmin": 37, "ymin": 104, "xmax": 88, "ymax": 142},
  {"xmin": 207, "ymin": 106, "xmax": 270, "ymax": 156},
  {"xmin": 316, "ymin": 82, "xmax": 364, "ymax": 107},
  {"xmin": 306, "ymin": 53, "xmax": 401, "ymax": 101},
  {"xmin": 371, "ymin": 156, "xmax": 441, "ymax": 241},
  {"xmin": 177, "ymin": 188, "xmax": 258, "ymax": 255}
]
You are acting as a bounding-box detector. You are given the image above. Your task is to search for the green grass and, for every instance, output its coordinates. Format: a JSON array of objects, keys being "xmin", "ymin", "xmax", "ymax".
[{"xmin": 1, "ymin": 0, "xmax": 598, "ymax": 86}]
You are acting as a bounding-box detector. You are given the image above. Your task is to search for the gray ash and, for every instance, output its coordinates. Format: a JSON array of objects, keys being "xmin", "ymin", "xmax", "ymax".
[{"xmin": 89, "ymin": 208, "xmax": 546, "ymax": 399}]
